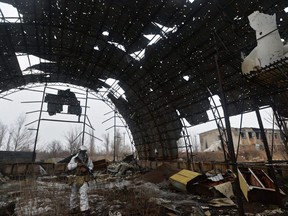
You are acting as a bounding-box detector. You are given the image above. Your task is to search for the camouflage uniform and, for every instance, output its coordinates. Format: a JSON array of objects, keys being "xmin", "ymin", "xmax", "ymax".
[{"xmin": 67, "ymin": 146, "xmax": 94, "ymax": 213}]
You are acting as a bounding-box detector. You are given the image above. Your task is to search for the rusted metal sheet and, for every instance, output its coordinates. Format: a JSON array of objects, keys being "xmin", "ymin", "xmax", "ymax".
[
  {"xmin": 93, "ymin": 159, "xmax": 108, "ymax": 171},
  {"xmin": 1, "ymin": 164, "xmax": 13, "ymax": 176},
  {"xmin": 0, "ymin": 151, "xmax": 33, "ymax": 163},
  {"xmin": 238, "ymin": 167, "xmax": 285, "ymax": 204},
  {"xmin": 41, "ymin": 163, "xmax": 56, "ymax": 175},
  {"xmin": 1, "ymin": 163, "xmax": 43, "ymax": 177},
  {"xmin": 54, "ymin": 163, "xmax": 67, "ymax": 174},
  {"xmin": 11, "ymin": 164, "xmax": 28, "ymax": 176},
  {"xmin": 169, "ymin": 169, "xmax": 206, "ymax": 192}
]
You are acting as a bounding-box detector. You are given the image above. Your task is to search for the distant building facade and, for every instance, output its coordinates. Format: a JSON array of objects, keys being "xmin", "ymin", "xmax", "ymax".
[{"xmin": 199, "ymin": 127, "xmax": 282, "ymax": 152}]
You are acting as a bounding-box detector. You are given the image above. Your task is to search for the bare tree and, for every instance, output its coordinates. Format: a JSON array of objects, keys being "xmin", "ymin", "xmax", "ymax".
[
  {"xmin": 5, "ymin": 131, "xmax": 12, "ymax": 151},
  {"xmin": 46, "ymin": 140, "xmax": 63, "ymax": 158},
  {"xmin": 110, "ymin": 130, "xmax": 127, "ymax": 160},
  {"xmin": 116, "ymin": 134, "xmax": 121, "ymax": 161},
  {"xmin": 65, "ymin": 127, "xmax": 82, "ymax": 154},
  {"xmin": 0, "ymin": 121, "xmax": 7, "ymax": 149},
  {"xmin": 102, "ymin": 132, "xmax": 110, "ymax": 156},
  {"xmin": 10, "ymin": 115, "xmax": 34, "ymax": 151},
  {"xmin": 120, "ymin": 139, "xmax": 131, "ymax": 155},
  {"xmin": 88, "ymin": 129, "xmax": 95, "ymax": 157}
]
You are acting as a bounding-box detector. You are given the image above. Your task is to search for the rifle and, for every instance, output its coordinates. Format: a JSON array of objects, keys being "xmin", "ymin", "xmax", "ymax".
[{"xmin": 75, "ymin": 156, "xmax": 95, "ymax": 179}]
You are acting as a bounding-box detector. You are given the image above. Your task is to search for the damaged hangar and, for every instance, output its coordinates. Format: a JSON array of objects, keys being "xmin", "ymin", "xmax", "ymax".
[{"xmin": 0, "ymin": 0, "xmax": 288, "ymax": 162}]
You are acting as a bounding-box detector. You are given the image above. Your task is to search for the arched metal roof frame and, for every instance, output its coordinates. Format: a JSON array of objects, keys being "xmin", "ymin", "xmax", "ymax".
[
  {"xmin": 0, "ymin": 0, "xmax": 288, "ymax": 160},
  {"xmin": 0, "ymin": 81, "xmax": 135, "ymax": 147}
]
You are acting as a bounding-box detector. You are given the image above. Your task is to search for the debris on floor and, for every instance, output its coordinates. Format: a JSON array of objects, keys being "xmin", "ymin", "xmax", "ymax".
[
  {"xmin": 238, "ymin": 167, "xmax": 285, "ymax": 205},
  {"xmin": 0, "ymin": 161, "xmax": 288, "ymax": 215}
]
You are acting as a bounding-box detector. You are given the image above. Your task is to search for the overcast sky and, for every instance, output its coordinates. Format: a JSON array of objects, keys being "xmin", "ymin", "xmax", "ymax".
[
  {"xmin": 0, "ymin": 86, "xmax": 274, "ymax": 152},
  {"xmin": 0, "ymin": 86, "xmax": 130, "ymax": 151}
]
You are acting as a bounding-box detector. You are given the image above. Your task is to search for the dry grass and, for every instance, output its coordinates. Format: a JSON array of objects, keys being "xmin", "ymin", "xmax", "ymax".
[
  {"xmin": 193, "ymin": 146, "xmax": 288, "ymax": 163},
  {"xmin": 94, "ymin": 186, "xmax": 161, "ymax": 216},
  {"xmin": 13, "ymin": 177, "xmax": 71, "ymax": 216},
  {"xmin": 2, "ymin": 176, "xmax": 163, "ymax": 216}
]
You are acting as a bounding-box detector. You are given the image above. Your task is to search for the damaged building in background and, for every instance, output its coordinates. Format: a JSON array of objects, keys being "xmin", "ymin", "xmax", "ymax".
[{"xmin": 199, "ymin": 127, "xmax": 283, "ymax": 152}]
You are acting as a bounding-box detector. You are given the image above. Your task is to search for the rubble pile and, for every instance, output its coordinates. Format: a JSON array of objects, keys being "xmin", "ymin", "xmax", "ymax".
[
  {"xmin": 0, "ymin": 159, "xmax": 288, "ymax": 215},
  {"xmin": 136, "ymin": 163, "xmax": 180, "ymax": 183}
]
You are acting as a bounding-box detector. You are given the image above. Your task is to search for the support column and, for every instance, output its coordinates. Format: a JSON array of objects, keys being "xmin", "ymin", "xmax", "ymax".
[
  {"xmin": 82, "ymin": 89, "xmax": 89, "ymax": 146},
  {"xmin": 255, "ymin": 108, "xmax": 282, "ymax": 206},
  {"xmin": 32, "ymin": 84, "xmax": 47, "ymax": 162},
  {"xmin": 215, "ymin": 54, "xmax": 244, "ymax": 215}
]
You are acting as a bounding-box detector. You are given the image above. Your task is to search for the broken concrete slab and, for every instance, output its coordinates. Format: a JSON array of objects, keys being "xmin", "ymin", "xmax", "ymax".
[{"xmin": 208, "ymin": 198, "xmax": 236, "ymax": 207}]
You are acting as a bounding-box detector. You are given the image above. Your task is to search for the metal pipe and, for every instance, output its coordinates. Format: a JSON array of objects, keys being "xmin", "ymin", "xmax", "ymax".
[
  {"xmin": 32, "ymin": 84, "xmax": 47, "ymax": 162},
  {"xmin": 82, "ymin": 89, "xmax": 89, "ymax": 146},
  {"xmin": 113, "ymin": 110, "xmax": 116, "ymax": 161},
  {"xmin": 255, "ymin": 108, "xmax": 282, "ymax": 206}
]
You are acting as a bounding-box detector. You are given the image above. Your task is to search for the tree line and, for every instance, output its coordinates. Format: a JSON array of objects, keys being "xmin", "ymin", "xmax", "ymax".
[{"xmin": 0, "ymin": 114, "xmax": 132, "ymax": 161}]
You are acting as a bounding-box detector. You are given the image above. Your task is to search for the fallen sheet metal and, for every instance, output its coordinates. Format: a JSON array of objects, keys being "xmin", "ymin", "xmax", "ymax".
[
  {"xmin": 238, "ymin": 167, "xmax": 285, "ymax": 204},
  {"xmin": 169, "ymin": 169, "xmax": 206, "ymax": 192},
  {"xmin": 213, "ymin": 181, "xmax": 234, "ymax": 199}
]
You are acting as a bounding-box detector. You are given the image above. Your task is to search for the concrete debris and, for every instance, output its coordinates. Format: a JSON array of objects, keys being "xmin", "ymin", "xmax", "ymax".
[
  {"xmin": 204, "ymin": 210, "xmax": 211, "ymax": 216},
  {"xmin": 207, "ymin": 173, "xmax": 224, "ymax": 182},
  {"xmin": 0, "ymin": 172, "xmax": 9, "ymax": 184},
  {"xmin": 108, "ymin": 210, "xmax": 122, "ymax": 216},
  {"xmin": 107, "ymin": 156, "xmax": 140, "ymax": 177},
  {"xmin": 149, "ymin": 197, "xmax": 172, "ymax": 205},
  {"xmin": 203, "ymin": 141, "xmax": 222, "ymax": 152},
  {"xmin": 208, "ymin": 198, "xmax": 236, "ymax": 207},
  {"xmin": 0, "ymin": 202, "xmax": 15, "ymax": 216},
  {"xmin": 0, "ymin": 161, "xmax": 288, "ymax": 215},
  {"xmin": 107, "ymin": 162, "xmax": 139, "ymax": 176},
  {"xmin": 254, "ymin": 208, "xmax": 284, "ymax": 215}
]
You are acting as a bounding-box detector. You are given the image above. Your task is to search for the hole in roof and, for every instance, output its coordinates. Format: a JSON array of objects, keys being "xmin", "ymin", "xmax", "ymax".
[
  {"xmin": 187, "ymin": 0, "xmax": 195, "ymax": 3},
  {"xmin": 153, "ymin": 22, "xmax": 178, "ymax": 34},
  {"xmin": 234, "ymin": 16, "xmax": 242, "ymax": 21},
  {"xmin": 207, "ymin": 95, "xmax": 223, "ymax": 120},
  {"xmin": 183, "ymin": 75, "xmax": 190, "ymax": 81},
  {"xmin": 94, "ymin": 46, "xmax": 100, "ymax": 51},
  {"xmin": 108, "ymin": 41, "xmax": 126, "ymax": 52},
  {"xmin": 16, "ymin": 53, "xmax": 53, "ymax": 75},
  {"xmin": 130, "ymin": 50, "xmax": 145, "ymax": 61},
  {"xmin": 0, "ymin": 2, "xmax": 23, "ymax": 22},
  {"xmin": 144, "ymin": 34, "xmax": 162, "ymax": 45},
  {"xmin": 284, "ymin": 7, "xmax": 288, "ymax": 13},
  {"xmin": 102, "ymin": 31, "xmax": 109, "ymax": 36},
  {"xmin": 99, "ymin": 78, "xmax": 127, "ymax": 100}
]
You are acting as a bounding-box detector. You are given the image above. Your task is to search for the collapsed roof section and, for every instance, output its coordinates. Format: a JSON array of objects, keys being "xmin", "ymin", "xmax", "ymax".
[{"xmin": 0, "ymin": 0, "xmax": 288, "ymax": 160}]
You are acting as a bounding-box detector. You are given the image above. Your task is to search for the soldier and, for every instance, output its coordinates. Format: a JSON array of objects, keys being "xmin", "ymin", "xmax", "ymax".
[{"xmin": 67, "ymin": 145, "xmax": 94, "ymax": 215}]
